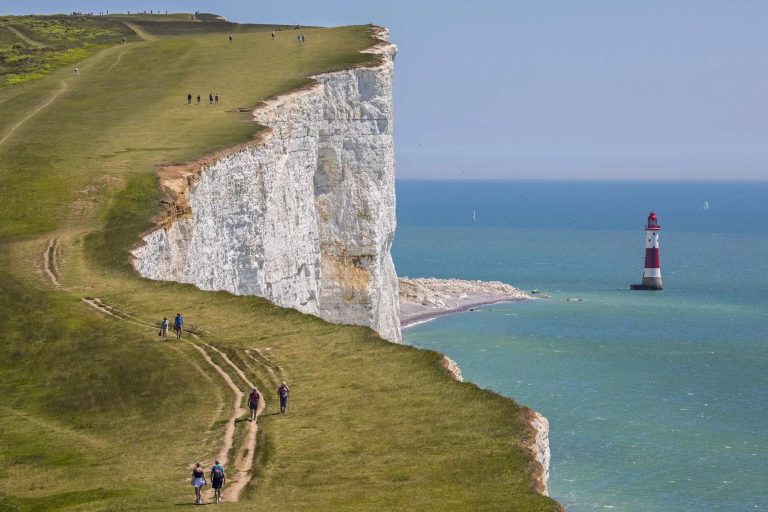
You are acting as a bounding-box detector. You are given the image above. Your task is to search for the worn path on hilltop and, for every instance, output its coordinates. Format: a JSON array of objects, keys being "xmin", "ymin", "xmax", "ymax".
[
  {"xmin": 6, "ymin": 25, "xmax": 44, "ymax": 47},
  {"xmin": 122, "ymin": 21, "xmax": 158, "ymax": 41}
]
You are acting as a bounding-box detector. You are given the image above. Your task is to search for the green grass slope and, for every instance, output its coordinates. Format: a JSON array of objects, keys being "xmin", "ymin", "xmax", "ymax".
[{"xmin": 0, "ymin": 13, "xmax": 561, "ymax": 511}]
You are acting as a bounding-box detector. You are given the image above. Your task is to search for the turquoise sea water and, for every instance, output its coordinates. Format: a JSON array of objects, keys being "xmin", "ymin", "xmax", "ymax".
[{"xmin": 394, "ymin": 181, "xmax": 768, "ymax": 511}]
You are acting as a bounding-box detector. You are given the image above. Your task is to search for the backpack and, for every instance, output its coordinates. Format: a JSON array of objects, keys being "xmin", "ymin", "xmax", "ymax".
[{"xmin": 213, "ymin": 466, "xmax": 224, "ymax": 478}]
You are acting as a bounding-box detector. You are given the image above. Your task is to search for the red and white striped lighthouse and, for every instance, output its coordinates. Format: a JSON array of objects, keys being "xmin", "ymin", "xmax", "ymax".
[{"xmin": 631, "ymin": 211, "xmax": 663, "ymax": 290}]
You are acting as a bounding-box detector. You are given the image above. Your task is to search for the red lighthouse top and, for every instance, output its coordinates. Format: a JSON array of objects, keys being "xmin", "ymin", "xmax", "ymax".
[{"xmin": 646, "ymin": 211, "xmax": 660, "ymax": 230}]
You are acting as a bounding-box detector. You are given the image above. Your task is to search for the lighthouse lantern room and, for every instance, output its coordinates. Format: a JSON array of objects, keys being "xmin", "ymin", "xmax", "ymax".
[{"xmin": 630, "ymin": 211, "xmax": 663, "ymax": 290}]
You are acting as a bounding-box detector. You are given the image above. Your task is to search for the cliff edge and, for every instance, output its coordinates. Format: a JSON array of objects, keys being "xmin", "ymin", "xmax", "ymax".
[{"xmin": 132, "ymin": 28, "xmax": 400, "ymax": 342}]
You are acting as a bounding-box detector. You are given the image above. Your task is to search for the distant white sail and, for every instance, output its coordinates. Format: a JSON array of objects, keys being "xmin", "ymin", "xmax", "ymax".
[
  {"xmin": 703, "ymin": 201, "xmax": 709, "ymax": 210},
  {"xmin": 472, "ymin": 210, "xmax": 477, "ymax": 222}
]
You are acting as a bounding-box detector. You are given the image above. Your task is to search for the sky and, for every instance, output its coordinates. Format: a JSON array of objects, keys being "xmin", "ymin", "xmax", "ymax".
[{"xmin": 6, "ymin": 1, "xmax": 768, "ymax": 180}]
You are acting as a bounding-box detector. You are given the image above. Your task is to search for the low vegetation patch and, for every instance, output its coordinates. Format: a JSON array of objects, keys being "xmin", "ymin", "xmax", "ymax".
[{"xmin": 0, "ymin": 15, "xmax": 137, "ymax": 85}]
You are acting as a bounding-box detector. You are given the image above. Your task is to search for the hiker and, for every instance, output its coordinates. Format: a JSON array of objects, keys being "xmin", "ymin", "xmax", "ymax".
[
  {"xmin": 122, "ymin": 36, "xmax": 126, "ymax": 44},
  {"xmin": 191, "ymin": 462, "xmax": 206, "ymax": 505},
  {"xmin": 301, "ymin": 34, "xmax": 305, "ymax": 43},
  {"xmin": 278, "ymin": 381, "xmax": 289, "ymax": 414},
  {"xmin": 73, "ymin": 67, "xmax": 80, "ymax": 76},
  {"xmin": 174, "ymin": 313, "xmax": 183, "ymax": 339},
  {"xmin": 211, "ymin": 460, "xmax": 226, "ymax": 503},
  {"xmin": 159, "ymin": 317, "xmax": 169, "ymax": 341},
  {"xmin": 187, "ymin": 93, "xmax": 192, "ymax": 104},
  {"xmin": 196, "ymin": 95, "xmax": 201, "ymax": 105},
  {"xmin": 209, "ymin": 93, "xmax": 213, "ymax": 105},
  {"xmin": 297, "ymin": 34, "xmax": 301, "ymax": 43},
  {"xmin": 248, "ymin": 387, "xmax": 260, "ymax": 421},
  {"xmin": 228, "ymin": 34, "xmax": 232, "ymax": 44},
  {"xmin": 214, "ymin": 94, "xmax": 219, "ymax": 104}
]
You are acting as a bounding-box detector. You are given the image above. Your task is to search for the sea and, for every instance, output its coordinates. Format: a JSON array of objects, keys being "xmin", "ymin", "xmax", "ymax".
[{"xmin": 393, "ymin": 180, "xmax": 768, "ymax": 512}]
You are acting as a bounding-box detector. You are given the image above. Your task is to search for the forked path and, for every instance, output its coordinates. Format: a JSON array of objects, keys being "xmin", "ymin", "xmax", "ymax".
[
  {"xmin": 186, "ymin": 342, "xmax": 243, "ymax": 464},
  {"xmin": 202, "ymin": 341, "xmax": 263, "ymax": 502},
  {"xmin": 75, "ymin": 294, "xmax": 262, "ymax": 502},
  {"xmin": 42, "ymin": 237, "xmax": 263, "ymax": 503}
]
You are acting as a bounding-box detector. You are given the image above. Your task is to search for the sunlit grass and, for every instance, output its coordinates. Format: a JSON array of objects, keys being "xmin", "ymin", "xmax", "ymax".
[{"xmin": 0, "ymin": 14, "xmax": 560, "ymax": 511}]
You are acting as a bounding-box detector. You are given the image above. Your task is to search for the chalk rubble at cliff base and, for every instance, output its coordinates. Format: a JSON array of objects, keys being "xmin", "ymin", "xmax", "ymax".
[{"xmin": 399, "ymin": 277, "xmax": 531, "ymax": 326}]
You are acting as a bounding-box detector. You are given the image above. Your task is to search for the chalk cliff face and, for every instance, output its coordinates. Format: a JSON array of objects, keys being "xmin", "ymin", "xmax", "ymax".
[
  {"xmin": 132, "ymin": 33, "xmax": 401, "ymax": 342},
  {"xmin": 528, "ymin": 410, "xmax": 552, "ymax": 497}
]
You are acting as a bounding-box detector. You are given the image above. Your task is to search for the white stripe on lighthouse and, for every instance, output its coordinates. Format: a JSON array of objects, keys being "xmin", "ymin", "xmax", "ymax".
[
  {"xmin": 645, "ymin": 232, "xmax": 659, "ymax": 249},
  {"xmin": 643, "ymin": 268, "xmax": 661, "ymax": 278}
]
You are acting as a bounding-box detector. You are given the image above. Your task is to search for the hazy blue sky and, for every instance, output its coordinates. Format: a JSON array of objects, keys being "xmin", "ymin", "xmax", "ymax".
[{"xmin": 7, "ymin": 1, "xmax": 768, "ymax": 179}]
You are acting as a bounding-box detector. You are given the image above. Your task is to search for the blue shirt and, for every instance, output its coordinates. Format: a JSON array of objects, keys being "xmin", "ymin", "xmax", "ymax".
[{"xmin": 211, "ymin": 464, "xmax": 225, "ymax": 479}]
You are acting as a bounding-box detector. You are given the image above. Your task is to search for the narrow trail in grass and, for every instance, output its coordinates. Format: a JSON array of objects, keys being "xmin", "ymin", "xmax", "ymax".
[
  {"xmin": 245, "ymin": 348, "xmax": 280, "ymax": 384},
  {"xmin": 169, "ymin": 344, "xmax": 226, "ymax": 431},
  {"xmin": 246, "ymin": 347, "xmax": 288, "ymax": 386},
  {"xmin": 106, "ymin": 48, "xmax": 129, "ymax": 74},
  {"xmin": 77, "ymin": 295, "xmax": 262, "ymax": 503},
  {"xmin": 186, "ymin": 342, "xmax": 242, "ymax": 465},
  {"xmin": 123, "ymin": 22, "xmax": 158, "ymax": 42},
  {"xmin": 6, "ymin": 25, "xmax": 44, "ymax": 47},
  {"xmin": 0, "ymin": 405, "xmax": 105, "ymax": 449},
  {"xmin": 0, "ymin": 80, "xmax": 67, "ymax": 149},
  {"xmin": 201, "ymin": 342, "xmax": 263, "ymax": 502},
  {"xmin": 42, "ymin": 237, "xmax": 61, "ymax": 287}
]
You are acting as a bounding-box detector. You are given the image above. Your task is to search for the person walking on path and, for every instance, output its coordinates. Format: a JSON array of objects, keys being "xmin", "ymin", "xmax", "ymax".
[
  {"xmin": 196, "ymin": 95, "xmax": 201, "ymax": 105},
  {"xmin": 214, "ymin": 94, "xmax": 219, "ymax": 104},
  {"xmin": 191, "ymin": 462, "xmax": 206, "ymax": 504},
  {"xmin": 228, "ymin": 34, "xmax": 233, "ymax": 44},
  {"xmin": 278, "ymin": 381, "xmax": 289, "ymax": 414},
  {"xmin": 174, "ymin": 313, "xmax": 183, "ymax": 339},
  {"xmin": 248, "ymin": 387, "xmax": 260, "ymax": 421},
  {"xmin": 209, "ymin": 93, "xmax": 213, "ymax": 105},
  {"xmin": 159, "ymin": 317, "xmax": 169, "ymax": 342},
  {"xmin": 210, "ymin": 460, "xmax": 226, "ymax": 503},
  {"xmin": 187, "ymin": 93, "xmax": 192, "ymax": 104}
]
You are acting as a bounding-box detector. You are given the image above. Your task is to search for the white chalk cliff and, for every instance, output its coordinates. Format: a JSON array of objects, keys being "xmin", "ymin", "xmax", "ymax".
[
  {"xmin": 130, "ymin": 30, "xmax": 555, "ymax": 497},
  {"xmin": 132, "ymin": 30, "xmax": 401, "ymax": 342},
  {"xmin": 529, "ymin": 410, "xmax": 552, "ymax": 497}
]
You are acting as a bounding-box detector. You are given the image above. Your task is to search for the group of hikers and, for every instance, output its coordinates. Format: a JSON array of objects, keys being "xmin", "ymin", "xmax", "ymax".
[
  {"xmin": 190, "ymin": 382, "xmax": 290, "ymax": 504},
  {"xmin": 248, "ymin": 381, "xmax": 290, "ymax": 418},
  {"xmin": 191, "ymin": 460, "xmax": 225, "ymax": 504},
  {"xmin": 181, "ymin": 30, "xmax": 313, "ymax": 106},
  {"xmin": 159, "ymin": 313, "xmax": 183, "ymax": 341},
  {"xmin": 187, "ymin": 92, "xmax": 219, "ymax": 105}
]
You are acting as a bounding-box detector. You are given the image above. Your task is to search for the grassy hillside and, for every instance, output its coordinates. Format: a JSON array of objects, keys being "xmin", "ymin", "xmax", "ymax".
[{"xmin": 0, "ymin": 13, "xmax": 561, "ymax": 511}]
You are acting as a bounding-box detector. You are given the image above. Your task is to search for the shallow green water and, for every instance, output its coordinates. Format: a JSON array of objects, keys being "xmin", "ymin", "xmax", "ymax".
[{"xmin": 394, "ymin": 181, "xmax": 768, "ymax": 511}]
